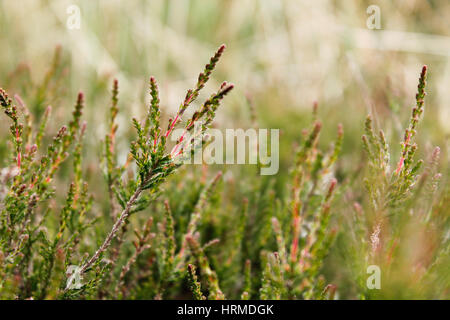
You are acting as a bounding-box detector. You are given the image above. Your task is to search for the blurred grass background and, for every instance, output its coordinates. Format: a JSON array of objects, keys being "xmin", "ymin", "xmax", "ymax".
[{"xmin": 0, "ymin": 0, "xmax": 448, "ymax": 299}]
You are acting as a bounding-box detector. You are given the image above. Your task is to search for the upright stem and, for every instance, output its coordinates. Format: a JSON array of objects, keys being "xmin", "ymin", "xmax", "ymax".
[{"xmin": 80, "ymin": 185, "xmax": 143, "ymax": 274}]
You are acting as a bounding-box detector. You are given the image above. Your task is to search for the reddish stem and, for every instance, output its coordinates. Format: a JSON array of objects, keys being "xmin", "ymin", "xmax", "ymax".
[
  {"xmin": 396, "ymin": 132, "xmax": 411, "ymax": 175},
  {"xmin": 290, "ymin": 216, "xmax": 301, "ymax": 262},
  {"xmin": 15, "ymin": 128, "xmax": 21, "ymax": 169},
  {"xmin": 165, "ymin": 114, "xmax": 180, "ymax": 138}
]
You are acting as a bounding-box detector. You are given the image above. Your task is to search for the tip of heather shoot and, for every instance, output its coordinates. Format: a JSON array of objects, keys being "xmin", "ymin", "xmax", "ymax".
[
  {"xmin": 326, "ymin": 178, "xmax": 338, "ymax": 201},
  {"xmin": 220, "ymin": 82, "xmax": 234, "ymax": 96},
  {"xmin": 80, "ymin": 121, "xmax": 87, "ymax": 134},
  {"xmin": 216, "ymin": 44, "xmax": 226, "ymax": 58},
  {"xmin": 421, "ymin": 65, "xmax": 427, "ymax": 76},
  {"xmin": 395, "ymin": 66, "xmax": 429, "ymax": 176},
  {"xmin": 311, "ymin": 121, "xmax": 322, "ymax": 140},
  {"xmin": 337, "ymin": 123, "xmax": 343, "ymax": 137},
  {"xmin": 214, "ymin": 170, "xmax": 223, "ymax": 181},
  {"xmin": 0, "ymin": 88, "xmax": 13, "ymax": 109},
  {"xmin": 312, "ymin": 101, "xmax": 319, "ymax": 118},
  {"xmin": 57, "ymin": 125, "xmax": 68, "ymax": 138},
  {"xmin": 314, "ymin": 120, "xmax": 322, "ymax": 131},
  {"xmin": 77, "ymin": 92, "xmax": 84, "ymax": 104},
  {"xmin": 432, "ymin": 146, "xmax": 440, "ymax": 159},
  {"xmin": 416, "ymin": 66, "xmax": 427, "ymax": 103},
  {"xmin": 112, "ymin": 79, "xmax": 119, "ymax": 102}
]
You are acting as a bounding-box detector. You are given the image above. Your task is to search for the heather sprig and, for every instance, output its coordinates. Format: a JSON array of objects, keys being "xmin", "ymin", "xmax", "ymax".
[
  {"xmin": 240, "ymin": 259, "xmax": 252, "ymax": 300},
  {"xmin": 178, "ymin": 44, "xmax": 226, "ymax": 121},
  {"xmin": 0, "ymin": 88, "xmax": 23, "ymax": 169},
  {"xmin": 162, "ymin": 200, "xmax": 176, "ymax": 281},
  {"xmin": 186, "ymin": 234, "xmax": 225, "ymax": 300},
  {"xmin": 104, "ymin": 79, "xmax": 121, "ymax": 220},
  {"xmin": 78, "ymin": 45, "xmax": 233, "ymax": 281},
  {"xmin": 144, "ymin": 76, "xmax": 161, "ymax": 146},
  {"xmin": 260, "ymin": 252, "xmax": 285, "ymax": 299},
  {"xmin": 351, "ymin": 66, "xmax": 447, "ymax": 299},
  {"xmin": 395, "ymin": 65, "xmax": 427, "ymax": 176},
  {"xmin": 187, "ymin": 264, "xmax": 205, "ymax": 300},
  {"xmin": 362, "ymin": 66, "xmax": 430, "ymax": 211},
  {"xmin": 259, "ymin": 104, "xmax": 342, "ymax": 300},
  {"xmin": 0, "ymin": 86, "xmax": 87, "ymax": 299}
]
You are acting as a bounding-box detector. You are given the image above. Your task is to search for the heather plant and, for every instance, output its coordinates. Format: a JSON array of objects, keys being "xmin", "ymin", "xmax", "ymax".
[
  {"xmin": 0, "ymin": 41, "xmax": 448, "ymax": 301},
  {"xmin": 260, "ymin": 112, "xmax": 343, "ymax": 300},
  {"xmin": 0, "ymin": 45, "xmax": 234, "ymax": 299},
  {"xmin": 344, "ymin": 66, "xmax": 449, "ymax": 299}
]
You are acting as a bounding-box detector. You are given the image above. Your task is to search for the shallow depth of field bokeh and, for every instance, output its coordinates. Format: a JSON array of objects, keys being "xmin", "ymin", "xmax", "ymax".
[{"xmin": 0, "ymin": 0, "xmax": 448, "ymax": 299}]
